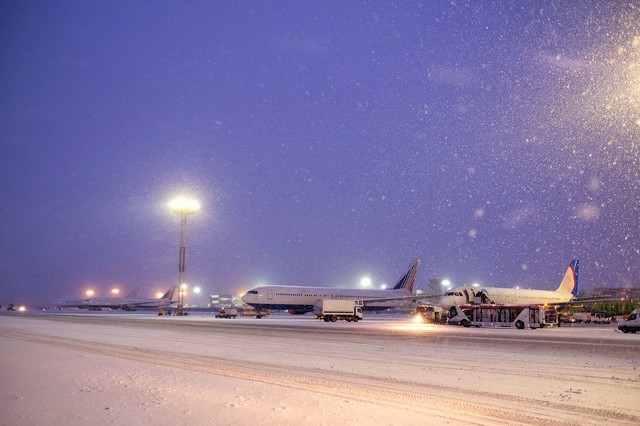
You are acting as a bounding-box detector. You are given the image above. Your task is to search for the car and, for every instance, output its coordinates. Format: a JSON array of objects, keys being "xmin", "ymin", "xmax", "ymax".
[{"xmin": 618, "ymin": 309, "xmax": 640, "ymax": 333}]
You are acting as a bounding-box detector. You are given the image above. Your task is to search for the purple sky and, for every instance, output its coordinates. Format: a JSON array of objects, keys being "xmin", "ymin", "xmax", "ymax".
[{"xmin": 1, "ymin": 1, "xmax": 638, "ymax": 305}]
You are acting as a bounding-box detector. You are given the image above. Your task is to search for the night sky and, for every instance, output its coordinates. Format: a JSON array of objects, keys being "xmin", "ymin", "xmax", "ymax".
[{"xmin": 1, "ymin": 1, "xmax": 638, "ymax": 305}]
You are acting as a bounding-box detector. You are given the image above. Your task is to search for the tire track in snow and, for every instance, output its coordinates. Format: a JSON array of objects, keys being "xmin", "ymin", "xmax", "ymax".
[{"xmin": 2, "ymin": 328, "xmax": 638, "ymax": 426}]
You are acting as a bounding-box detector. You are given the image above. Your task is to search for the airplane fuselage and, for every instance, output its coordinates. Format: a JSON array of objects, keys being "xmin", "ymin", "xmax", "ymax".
[
  {"xmin": 439, "ymin": 287, "xmax": 574, "ymax": 310},
  {"xmin": 439, "ymin": 260, "xmax": 579, "ymax": 310},
  {"xmin": 241, "ymin": 285, "xmax": 414, "ymax": 313}
]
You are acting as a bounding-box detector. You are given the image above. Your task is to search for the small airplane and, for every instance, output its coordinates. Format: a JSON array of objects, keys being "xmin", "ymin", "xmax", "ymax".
[
  {"xmin": 59, "ymin": 286, "xmax": 178, "ymax": 311},
  {"xmin": 438, "ymin": 260, "xmax": 583, "ymax": 310},
  {"xmin": 241, "ymin": 259, "xmax": 422, "ymax": 315}
]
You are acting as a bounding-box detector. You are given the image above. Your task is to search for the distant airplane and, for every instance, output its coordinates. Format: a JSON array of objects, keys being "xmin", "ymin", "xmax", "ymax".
[
  {"xmin": 241, "ymin": 259, "xmax": 422, "ymax": 315},
  {"xmin": 438, "ymin": 260, "xmax": 582, "ymax": 310},
  {"xmin": 59, "ymin": 286, "xmax": 178, "ymax": 311}
]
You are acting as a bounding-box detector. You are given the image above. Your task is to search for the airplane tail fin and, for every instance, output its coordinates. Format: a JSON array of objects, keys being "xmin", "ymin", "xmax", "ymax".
[
  {"xmin": 125, "ymin": 287, "xmax": 141, "ymax": 298},
  {"xmin": 161, "ymin": 286, "xmax": 178, "ymax": 301},
  {"xmin": 392, "ymin": 259, "xmax": 421, "ymax": 293},
  {"xmin": 556, "ymin": 259, "xmax": 579, "ymax": 297}
]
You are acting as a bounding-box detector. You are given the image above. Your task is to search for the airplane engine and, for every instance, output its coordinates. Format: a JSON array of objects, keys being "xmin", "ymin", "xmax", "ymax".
[{"xmin": 287, "ymin": 308, "xmax": 309, "ymax": 315}]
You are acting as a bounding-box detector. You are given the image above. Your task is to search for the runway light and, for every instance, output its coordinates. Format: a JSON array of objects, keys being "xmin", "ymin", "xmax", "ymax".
[
  {"xmin": 156, "ymin": 292, "xmax": 164, "ymax": 298},
  {"xmin": 111, "ymin": 288, "xmax": 120, "ymax": 295},
  {"xmin": 18, "ymin": 306, "xmax": 27, "ymax": 312},
  {"xmin": 85, "ymin": 289, "xmax": 95, "ymax": 297}
]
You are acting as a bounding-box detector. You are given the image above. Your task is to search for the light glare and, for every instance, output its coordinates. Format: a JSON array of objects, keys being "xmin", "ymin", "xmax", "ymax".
[{"xmin": 169, "ymin": 197, "xmax": 201, "ymax": 215}]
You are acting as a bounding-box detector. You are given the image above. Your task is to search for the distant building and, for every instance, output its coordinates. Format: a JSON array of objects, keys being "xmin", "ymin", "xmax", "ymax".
[
  {"xmin": 428, "ymin": 278, "xmax": 446, "ymax": 292},
  {"xmin": 209, "ymin": 294, "xmax": 244, "ymax": 308},
  {"xmin": 589, "ymin": 287, "xmax": 640, "ymax": 301},
  {"xmin": 210, "ymin": 294, "xmax": 233, "ymax": 308}
]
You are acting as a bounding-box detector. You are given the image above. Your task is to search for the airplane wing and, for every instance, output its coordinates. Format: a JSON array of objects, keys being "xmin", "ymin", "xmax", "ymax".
[
  {"xmin": 361, "ymin": 293, "xmax": 442, "ymax": 306},
  {"xmin": 557, "ymin": 296, "xmax": 626, "ymax": 306}
]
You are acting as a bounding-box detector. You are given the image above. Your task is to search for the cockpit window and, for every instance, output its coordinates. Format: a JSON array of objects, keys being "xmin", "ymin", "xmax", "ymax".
[{"xmin": 247, "ymin": 290, "xmax": 258, "ymax": 294}]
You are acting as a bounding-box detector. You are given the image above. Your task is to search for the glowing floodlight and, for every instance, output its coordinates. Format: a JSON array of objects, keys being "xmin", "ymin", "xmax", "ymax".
[{"xmin": 169, "ymin": 197, "xmax": 201, "ymax": 215}]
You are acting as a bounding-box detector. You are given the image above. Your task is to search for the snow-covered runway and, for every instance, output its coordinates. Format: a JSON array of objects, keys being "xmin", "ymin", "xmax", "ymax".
[{"xmin": 1, "ymin": 312, "xmax": 638, "ymax": 425}]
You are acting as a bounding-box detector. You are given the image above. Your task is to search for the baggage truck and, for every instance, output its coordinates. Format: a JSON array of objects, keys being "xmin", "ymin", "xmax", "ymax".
[
  {"xmin": 414, "ymin": 305, "xmax": 446, "ymax": 324},
  {"xmin": 313, "ymin": 299, "xmax": 363, "ymax": 322},
  {"xmin": 215, "ymin": 308, "xmax": 238, "ymax": 319}
]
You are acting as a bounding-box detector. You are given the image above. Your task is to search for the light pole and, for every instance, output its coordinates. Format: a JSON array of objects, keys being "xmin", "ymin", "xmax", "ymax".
[{"xmin": 169, "ymin": 196, "xmax": 200, "ymax": 316}]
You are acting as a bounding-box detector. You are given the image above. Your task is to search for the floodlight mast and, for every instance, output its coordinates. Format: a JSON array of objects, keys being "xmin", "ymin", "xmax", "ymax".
[{"xmin": 169, "ymin": 197, "xmax": 200, "ymax": 316}]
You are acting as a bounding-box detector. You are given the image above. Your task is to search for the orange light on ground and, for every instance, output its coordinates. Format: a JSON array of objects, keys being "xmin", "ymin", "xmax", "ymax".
[
  {"xmin": 85, "ymin": 289, "xmax": 95, "ymax": 297},
  {"xmin": 156, "ymin": 292, "xmax": 164, "ymax": 298},
  {"xmin": 111, "ymin": 288, "xmax": 120, "ymax": 295}
]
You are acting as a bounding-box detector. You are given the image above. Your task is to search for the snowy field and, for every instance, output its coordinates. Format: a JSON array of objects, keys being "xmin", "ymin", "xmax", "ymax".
[{"xmin": 1, "ymin": 311, "xmax": 639, "ymax": 425}]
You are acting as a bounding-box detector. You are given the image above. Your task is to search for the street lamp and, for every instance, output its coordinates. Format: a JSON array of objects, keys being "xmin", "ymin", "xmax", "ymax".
[{"xmin": 169, "ymin": 196, "xmax": 200, "ymax": 315}]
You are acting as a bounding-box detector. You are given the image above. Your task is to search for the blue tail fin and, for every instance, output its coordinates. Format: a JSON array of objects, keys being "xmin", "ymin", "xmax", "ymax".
[
  {"xmin": 556, "ymin": 259, "xmax": 579, "ymax": 296},
  {"xmin": 392, "ymin": 259, "xmax": 421, "ymax": 293},
  {"xmin": 571, "ymin": 259, "xmax": 579, "ymax": 297}
]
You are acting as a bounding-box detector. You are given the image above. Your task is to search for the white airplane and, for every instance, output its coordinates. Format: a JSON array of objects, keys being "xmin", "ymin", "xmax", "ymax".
[
  {"xmin": 438, "ymin": 260, "xmax": 581, "ymax": 310},
  {"xmin": 241, "ymin": 259, "xmax": 421, "ymax": 315},
  {"xmin": 59, "ymin": 286, "xmax": 178, "ymax": 311}
]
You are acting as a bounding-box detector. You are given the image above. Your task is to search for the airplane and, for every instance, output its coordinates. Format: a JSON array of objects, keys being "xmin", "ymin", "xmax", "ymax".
[
  {"xmin": 438, "ymin": 259, "xmax": 582, "ymax": 310},
  {"xmin": 59, "ymin": 286, "xmax": 178, "ymax": 311},
  {"xmin": 241, "ymin": 259, "xmax": 422, "ymax": 315}
]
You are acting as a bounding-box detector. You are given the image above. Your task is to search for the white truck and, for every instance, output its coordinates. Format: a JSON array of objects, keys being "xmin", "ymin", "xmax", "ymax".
[
  {"xmin": 313, "ymin": 299, "xmax": 363, "ymax": 322},
  {"xmin": 571, "ymin": 312, "xmax": 592, "ymax": 323},
  {"xmin": 215, "ymin": 308, "xmax": 238, "ymax": 319},
  {"xmin": 571, "ymin": 311, "xmax": 611, "ymax": 324},
  {"xmin": 618, "ymin": 309, "xmax": 640, "ymax": 333}
]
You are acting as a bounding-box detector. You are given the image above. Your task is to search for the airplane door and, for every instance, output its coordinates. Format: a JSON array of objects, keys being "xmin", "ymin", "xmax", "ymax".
[
  {"xmin": 267, "ymin": 289, "xmax": 273, "ymax": 300},
  {"xmin": 464, "ymin": 288, "xmax": 474, "ymax": 304}
]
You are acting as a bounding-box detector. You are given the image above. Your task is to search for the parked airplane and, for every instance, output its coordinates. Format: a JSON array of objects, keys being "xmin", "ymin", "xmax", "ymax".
[
  {"xmin": 241, "ymin": 259, "xmax": 421, "ymax": 314},
  {"xmin": 59, "ymin": 286, "xmax": 178, "ymax": 310},
  {"xmin": 438, "ymin": 260, "xmax": 581, "ymax": 310}
]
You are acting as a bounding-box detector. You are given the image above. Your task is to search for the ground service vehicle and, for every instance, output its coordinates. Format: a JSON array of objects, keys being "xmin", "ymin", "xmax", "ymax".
[
  {"xmin": 215, "ymin": 308, "xmax": 238, "ymax": 319},
  {"xmin": 313, "ymin": 299, "xmax": 363, "ymax": 322},
  {"xmin": 414, "ymin": 305, "xmax": 446, "ymax": 324},
  {"xmin": 572, "ymin": 312, "xmax": 592, "ymax": 323},
  {"xmin": 591, "ymin": 312, "xmax": 612, "ymax": 324},
  {"xmin": 448, "ymin": 304, "xmax": 558, "ymax": 329},
  {"xmin": 571, "ymin": 311, "xmax": 611, "ymax": 324},
  {"xmin": 618, "ymin": 309, "xmax": 640, "ymax": 333},
  {"xmin": 241, "ymin": 307, "xmax": 269, "ymax": 318}
]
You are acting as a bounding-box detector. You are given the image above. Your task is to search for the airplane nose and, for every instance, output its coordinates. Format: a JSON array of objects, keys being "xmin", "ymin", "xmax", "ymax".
[{"xmin": 439, "ymin": 296, "xmax": 454, "ymax": 310}]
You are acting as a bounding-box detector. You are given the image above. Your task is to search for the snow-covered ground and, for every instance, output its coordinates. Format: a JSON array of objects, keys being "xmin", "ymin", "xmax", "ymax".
[{"xmin": 1, "ymin": 312, "xmax": 639, "ymax": 425}]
